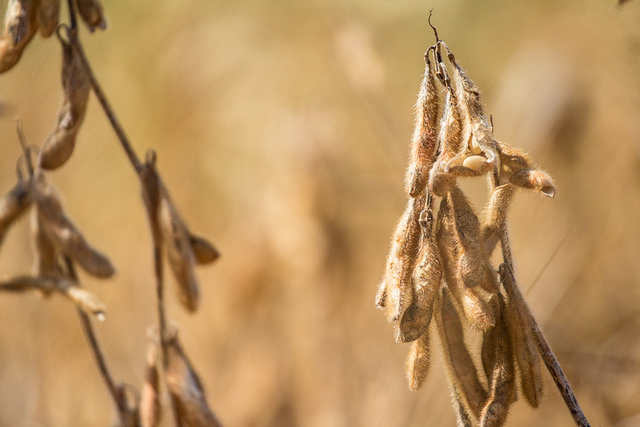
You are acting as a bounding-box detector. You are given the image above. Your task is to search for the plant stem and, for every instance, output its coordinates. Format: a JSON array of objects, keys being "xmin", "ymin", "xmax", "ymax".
[{"xmin": 498, "ymin": 231, "xmax": 590, "ymax": 427}]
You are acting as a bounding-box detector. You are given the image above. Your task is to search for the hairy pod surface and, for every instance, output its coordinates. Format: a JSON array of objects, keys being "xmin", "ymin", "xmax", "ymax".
[
  {"xmin": 480, "ymin": 295, "xmax": 516, "ymax": 427},
  {"xmin": 399, "ymin": 208, "xmax": 442, "ymax": 342},
  {"xmin": 406, "ymin": 325, "xmax": 431, "ymax": 391},
  {"xmin": 429, "ymin": 88, "xmax": 462, "ymax": 197},
  {"xmin": 435, "ymin": 289, "xmax": 488, "ymax": 420},
  {"xmin": 32, "ymin": 174, "xmax": 115, "ymax": 278},
  {"xmin": 481, "ymin": 184, "xmax": 514, "ymax": 256},
  {"xmin": 40, "ymin": 37, "xmax": 91, "ymax": 170},
  {"xmin": 378, "ymin": 193, "xmax": 426, "ymax": 322},
  {"xmin": 436, "ymin": 187, "xmax": 495, "ymax": 331},
  {"xmin": 406, "ymin": 54, "xmax": 440, "ymax": 197},
  {"xmin": 0, "ymin": 0, "xmax": 38, "ymax": 73}
]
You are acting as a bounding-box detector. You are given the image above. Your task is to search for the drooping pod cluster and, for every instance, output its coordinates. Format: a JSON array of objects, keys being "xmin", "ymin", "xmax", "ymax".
[{"xmin": 377, "ymin": 36, "xmax": 555, "ymax": 426}]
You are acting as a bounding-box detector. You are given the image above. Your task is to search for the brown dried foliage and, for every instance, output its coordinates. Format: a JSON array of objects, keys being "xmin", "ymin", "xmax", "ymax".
[{"xmin": 374, "ymin": 25, "xmax": 585, "ymax": 426}]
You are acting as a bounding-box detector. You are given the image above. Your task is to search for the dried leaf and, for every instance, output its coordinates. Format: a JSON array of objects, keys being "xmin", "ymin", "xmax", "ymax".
[{"xmin": 39, "ymin": 35, "xmax": 91, "ymax": 170}]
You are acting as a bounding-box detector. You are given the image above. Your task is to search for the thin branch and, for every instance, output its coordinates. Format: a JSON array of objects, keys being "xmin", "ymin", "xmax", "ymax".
[
  {"xmin": 62, "ymin": 26, "xmax": 143, "ymax": 173},
  {"xmin": 498, "ymin": 230, "xmax": 590, "ymax": 426},
  {"xmin": 63, "ymin": 256, "xmax": 129, "ymax": 425}
]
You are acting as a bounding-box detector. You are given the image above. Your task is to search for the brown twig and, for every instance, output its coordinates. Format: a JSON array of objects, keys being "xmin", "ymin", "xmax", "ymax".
[{"xmin": 63, "ymin": 256, "xmax": 130, "ymax": 425}]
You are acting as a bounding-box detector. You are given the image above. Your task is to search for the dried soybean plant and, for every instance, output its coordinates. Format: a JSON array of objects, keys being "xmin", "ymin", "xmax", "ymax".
[
  {"xmin": 0, "ymin": 1, "xmax": 222, "ymax": 426},
  {"xmin": 376, "ymin": 17, "xmax": 590, "ymax": 427}
]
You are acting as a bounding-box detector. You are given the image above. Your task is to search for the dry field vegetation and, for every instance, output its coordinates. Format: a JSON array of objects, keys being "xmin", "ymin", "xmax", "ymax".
[{"xmin": 0, "ymin": 0, "xmax": 639, "ymax": 426}]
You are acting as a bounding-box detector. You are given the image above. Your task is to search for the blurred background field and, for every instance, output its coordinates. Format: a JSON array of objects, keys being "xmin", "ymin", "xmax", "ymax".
[{"xmin": 0, "ymin": 0, "xmax": 639, "ymax": 425}]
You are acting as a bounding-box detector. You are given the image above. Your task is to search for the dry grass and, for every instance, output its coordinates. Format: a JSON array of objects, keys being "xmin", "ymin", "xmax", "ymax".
[{"xmin": 0, "ymin": 1, "xmax": 639, "ymax": 426}]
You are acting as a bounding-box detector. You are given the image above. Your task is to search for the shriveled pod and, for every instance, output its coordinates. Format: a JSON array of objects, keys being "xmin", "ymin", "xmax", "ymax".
[
  {"xmin": 494, "ymin": 140, "xmax": 556, "ymax": 198},
  {"xmin": 164, "ymin": 329, "xmax": 223, "ymax": 427},
  {"xmin": 32, "ymin": 173, "xmax": 115, "ymax": 278},
  {"xmin": 398, "ymin": 207, "xmax": 442, "ymax": 343},
  {"xmin": 189, "ymin": 233, "xmax": 220, "ymax": 265},
  {"xmin": 36, "ymin": 0, "xmax": 59, "ymax": 37},
  {"xmin": 405, "ymin": 46, "xmax": 440, "ymax": 198},
  {"xmin": 377, "ymin": 192, "xmax": 426, "ymax": 322},
  {"xmin": 0, "ymin": 0, "xmax": 38, "ymax": 73},
  {"xmin": 0, "ymin": 178, "xmax": 31, "ymax": 246},
  {"xmin": 39, "ymin": 32, "xmax": 91, "ymax": 170},
  {"xmin": 74, "ymin": 0, "xmax": 107, "ymax": 32},
  {"xmin": 480, "ymin": 295, "xmax": 516, "ymax": 427},
  {"xmin": 481, "ymin": 184, "xmax": 515, "ymax": 256},
  {"xmin": 158, "ymin": 188, "xmax": 200, "ymax": 313},
  {"xmin": 435, "ymin": 289, "xmax": 487, "ymax": 420},
  {"xmin": 436, "ymin": 186, "xmax": 495, "ymax": 331}
]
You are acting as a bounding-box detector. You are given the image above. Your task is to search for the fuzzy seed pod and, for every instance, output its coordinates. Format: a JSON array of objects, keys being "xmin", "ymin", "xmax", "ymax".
[
  {"xmin": 32, "ymin": 174, "xmax": 115, "ymax": 278},
  {"xmin": 436, "ymin": 187, "xmax": 496, "ymax": 331},
  {"xmin": 165, "ymin": 329, "xmax": 223, "ymax": 427},
  {"xmin": 36, "ymin": 0, "xmax": 60, "ymax": 37},
  {"xmin": 429, "ymin": 88, "xmax": 462, "ymax": 197},
  {"xmin": 377, "ymin": 192, "xmax": 426, "ymax": 322},
  {"xmin": 435, "ymin": 289, "xmax": 488, "ymax": 420},
  {"xmin": 140, "ymin": 342, "xmax": 162, "ymax": 427},
  {"xmin": 0, "ymin": 0, "xmax": 38, "ymax": 73},
  {"xmin": 398, "ymin": 208, "xmax": 442, "ymax": 342},
  {"xmin": 39, "ymin": 35, "xmax": 91, "ymax": 170},
  {"xmin": 405, "ymin": 324, "xmax": 431, "ymax": 390},
  {"xmin": 189, "ymin": 233, "xmax": 220, "ymax": 265},
  {"xmin": 74, "ymin": 0, "xmax": 107, "ymax": 32},
  {"xmin": 480, "ymin": 295, "xmax": 516, "ymax": 427},
  {"xmin": 405, "ymin": 50, "xmax": 440, "ymax": 197},
  {"xmin": 0, "ymin": 179, "xmax": 31, "ymax": 246},
  {"xmin": 481, "ymin": 184, "xmax": 515, "ymax": 256},
  {"xmin": 509, "ymin": 168, "xmax": 556, "ymax": 198},
  {"xmin": 158, "ymin": 190, "xmax": 200, "ymax": 313},
  {"xmin": 499, "ymin": 263, "xmax": 543, "ymax": 408}
]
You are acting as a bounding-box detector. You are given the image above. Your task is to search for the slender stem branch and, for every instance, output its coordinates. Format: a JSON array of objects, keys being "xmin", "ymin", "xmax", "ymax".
[
  {"xmin": 63, "ymin": 257, "xmax": 128, "ymax": 424},
  {"xmin": 498, "ymin": 229, "xmax": 590, "ymax": 426},
  {"xmin": 65, "ymin": 29, "xmax": 142, "ymax": 173}
]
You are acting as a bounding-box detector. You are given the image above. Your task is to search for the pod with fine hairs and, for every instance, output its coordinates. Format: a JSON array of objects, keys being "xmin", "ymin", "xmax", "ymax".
[{"xmin": 39, "ymin": 32, "xmax": 91, "ymax": 170}]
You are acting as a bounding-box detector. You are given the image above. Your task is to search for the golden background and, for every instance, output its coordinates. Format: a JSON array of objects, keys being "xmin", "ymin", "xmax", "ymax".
[{"xmin": 0, "ymin": 0, "xmax": 639, "ymax": 425}]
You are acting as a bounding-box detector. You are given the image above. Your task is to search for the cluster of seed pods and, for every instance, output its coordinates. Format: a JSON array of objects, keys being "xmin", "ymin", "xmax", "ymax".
[{"xmin": 376, "ymin": 36, "xmax": 555, "ymax": 426}]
